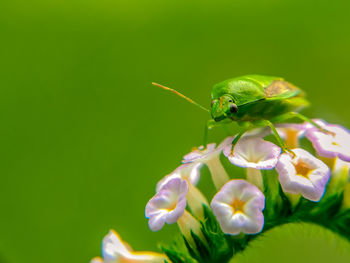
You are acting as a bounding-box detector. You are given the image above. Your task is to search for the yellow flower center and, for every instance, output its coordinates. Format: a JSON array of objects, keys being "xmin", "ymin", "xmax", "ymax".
[
  {"xmin": 332, "ymin": 141, "xmax": 340, "ymax": 146},
  {"xmin": 167, "ymin": 202, "xmax": 177, "ymax": 211},
  {"xmin": 294, "ymin": 160, "xmax": 313, "ymax": 178},
  {"xmin": 231, "ymin": 198, "xmax": 246, "ymax": 214}
]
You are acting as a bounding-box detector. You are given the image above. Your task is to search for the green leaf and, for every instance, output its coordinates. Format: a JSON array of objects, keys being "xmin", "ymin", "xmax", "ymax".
[{"xmin": 161, "ymin": 236, "xmax": 198, "ymax": 263}]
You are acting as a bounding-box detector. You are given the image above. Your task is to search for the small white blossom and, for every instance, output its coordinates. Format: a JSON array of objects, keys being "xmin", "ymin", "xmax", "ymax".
[
  {"xmin": 276, "ymin": 148, "xmax": 330, "ymax": 202},
  {"xmin": 90, "ymin": 230, "xmax": 167, "ymax": 263},
  {"xmin": 156, "ymin": 163, "xmax": 208, "ymax": 219},
  {"xmin": 306, "ymin": 123, "xmax": 350, "ymax": 162},
  {"xmin": 146, "ymin": 178, "xmax": 188, "ymax": 231},
  {"xmin": 211, "ymin": 179, "xmax": 265, "ymax": 235},
  {"xmin": 223, "ymin": 137, "xmax": 281, "ymax": 170}
]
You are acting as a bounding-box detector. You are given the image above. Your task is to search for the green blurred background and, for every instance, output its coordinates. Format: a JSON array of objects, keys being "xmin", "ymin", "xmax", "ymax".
[{"xmin": 1, "ymin": 0, "xmax": 350, "ymax": 262}]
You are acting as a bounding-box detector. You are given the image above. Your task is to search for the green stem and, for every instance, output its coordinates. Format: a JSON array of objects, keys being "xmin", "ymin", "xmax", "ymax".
[
  {"xmin": 177, "ymin": 210, "xmax": 207, "ymax": 247},
  {"xmin": 246, "ymin": 168, "xmax": 263, "ymax": 190},
  {"xmin": 206, "ymin": 157, "xmax": 230, "ymax": 190},
  {"xmin": 186, "ymin": 180, "xmax": 209, "ymax": 220}
]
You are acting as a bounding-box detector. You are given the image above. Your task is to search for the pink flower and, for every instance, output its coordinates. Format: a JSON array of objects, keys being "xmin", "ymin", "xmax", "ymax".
[
  {"xmin": 156, "ymin": 163, "xmax": 208, "ymax": 219},
  {"xmin": 146, "ymin": 178, "xmax": 188, "ymax": 231},
  {"xmin": 306, "ymin": 123, "xmax": 350, "ymax": 162},
  {"xmin": 276, "ymin": 148, "xmax": 330, "ymax": 202},
  {"xmin": 210, "ymin": 179, "xmax": 265, "ymax": 235},
  {"xmin": 223, "ymin": 137, "xmax": 281, "ymax": 170}
]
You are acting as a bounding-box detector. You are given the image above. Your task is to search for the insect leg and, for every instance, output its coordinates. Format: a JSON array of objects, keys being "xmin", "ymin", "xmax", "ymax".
[
  {"xmin": 254, "ymin": 120, "xmax": 295, "ymax": 157},
  {"xmin": 289, "ymin": 112, "xmax": 333, "ymax": 134},
  {"xmin": 203, "ymin": 123, "xmax": 209, "ymax": 147},
  {"xmin": 203, "ymin": 120, "xmax": 228, "ymax": 147},
  {"xmin": 232, "ymin": 130, "xmax": 246, "ymax": 146},
  {"xmin": 227, "ymin": 130, "xmax": 247, "ymax": 156},
  {"xmin": 271, "ymin": 112, "xmax": 332, "ymax": 135}
]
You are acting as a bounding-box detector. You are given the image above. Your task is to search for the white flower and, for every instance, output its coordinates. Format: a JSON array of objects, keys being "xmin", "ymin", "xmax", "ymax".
[
  {"xmin": 210, "ymin": 179, "xmax": 265, "ymax": 235},
  {"xmin": 223, "ymin": 137, "xmax": 281, "ymax": 170},
  {"xmin": 156, "ymin": 163, "xmax": 208, "ymax": 219},
  {"xmin": 276, "ymin": 148, "xmax": 330, "ymax": 202},
  {"xmin": 90, "ymin": 230, "xmax": 167, "ymax": 263},
  {"xmin": 146, "ymin": 178, "xmax": 188, "ymax": 231},
  {"xmin": 149, "ymin": 177, "xmax": 207, "ymax": 246},
  {"xmin": 306, "ymin": 123, "xmax": 350, "ymax": 162}
]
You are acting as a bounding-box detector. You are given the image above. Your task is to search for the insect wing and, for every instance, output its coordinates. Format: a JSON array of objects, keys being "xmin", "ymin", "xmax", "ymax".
[{"xmin": 264, "ymin": 80, "xmax": 303, "ymax": 100}]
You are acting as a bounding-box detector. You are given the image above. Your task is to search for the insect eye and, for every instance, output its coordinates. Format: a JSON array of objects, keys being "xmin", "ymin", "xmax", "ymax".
[{"xmin": 230, "ymin": 104, "xmax": 238, "ymax": 113}]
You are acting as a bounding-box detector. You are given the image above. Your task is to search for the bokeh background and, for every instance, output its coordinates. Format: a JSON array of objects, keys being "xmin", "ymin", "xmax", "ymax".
[{"xmin": 1, "ymin": 0, "xmax": 350, "ymax": 262}]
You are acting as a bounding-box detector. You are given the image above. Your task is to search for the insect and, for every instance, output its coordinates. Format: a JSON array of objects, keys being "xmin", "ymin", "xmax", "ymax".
[{"xmin": 153, "ymin": 75, "xmax": 325, "ymax": 153}]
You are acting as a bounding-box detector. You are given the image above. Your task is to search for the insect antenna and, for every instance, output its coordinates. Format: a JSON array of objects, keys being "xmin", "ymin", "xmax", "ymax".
[{"xmin": 152, "ymin": 82, "xmax": 210, "ymax": 113}]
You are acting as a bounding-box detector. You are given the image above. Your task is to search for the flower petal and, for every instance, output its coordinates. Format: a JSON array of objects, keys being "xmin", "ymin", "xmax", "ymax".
[
  {"xmin": 183, "ymin": 143, "xmax": 217, "ymax": 163},
  {"xmin": 306, "ymin": 124, "xmax": 350, "ymax": 162},
  {"xmin": 102, "ymin": 230, "xmax": 130, "ymax": 260},
  {"xmin": 223, "ymin": 137, "xmax": 281, "ymax": 169},
  {"xmin": 145, "ymin": 178, "xmax": 188, "ymax": 231}
]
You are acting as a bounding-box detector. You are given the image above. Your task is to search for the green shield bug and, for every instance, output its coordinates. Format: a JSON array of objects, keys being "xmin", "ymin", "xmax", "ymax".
[{"xmin": 153, "ymin": 74, "xmax": 326, "ymax": 154}]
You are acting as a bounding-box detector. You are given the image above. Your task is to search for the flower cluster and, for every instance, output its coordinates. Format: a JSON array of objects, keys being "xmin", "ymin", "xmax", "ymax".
[{"xmin": 91, "ymin": 119, "xmax": 350, "ymax": 263}]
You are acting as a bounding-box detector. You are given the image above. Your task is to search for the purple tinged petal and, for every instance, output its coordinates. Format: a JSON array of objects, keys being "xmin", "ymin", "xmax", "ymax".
[
  {"xmin": 224, "ymin": 137, "xmax": 281, "ymax": 169},
  {"xmin": 276, "ymin": 148, "xmax": 330, "ymax": 202},
  {"xmin": 156, "ymin": 173, "xmax": 181, "ymax": 193},
  {"xmin": 182, "ymin": 143, "xmax": 217, "ymax": 163},
  {"xmin": 217, "ymin": 136, "xmax": 235, "ymax": 149},
  {"xmin": 188, "ymin": 163, "xmax": 202, "ymax": 185},
  {"xmin": 306, "ymin": 124, "xmax": 350, "ymax": 162},
  {"xmin": 242, "ymin": 212, "xmax": 264, "ymax": 234},
  {"xmin": 156, "ymin": 163, "xmax": 203, "ymax": 192},
  {"xmin": 148, "ymin": 212, "xmax": 167, "ymax": 231},
  {"xmin": 210, "ymin": 179, "xmax": 265, "ymax": 235},
  {"xmin": 145, "ymin": 178, "xmax": 188, "ymax": 231},
  {"xmin": 165, "ymin": 197, "xmax": 186, "ymax": 224}
]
